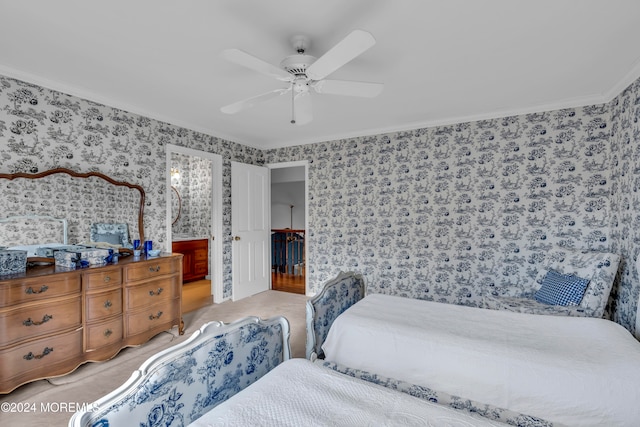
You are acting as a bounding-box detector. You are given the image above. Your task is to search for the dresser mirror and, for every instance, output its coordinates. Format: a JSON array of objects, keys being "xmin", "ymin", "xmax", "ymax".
[
  {"xmin": 171, "ymin": 185, "xmax": 181, "ymax": 226},
  {"xmin": 0, "ymin": 168, "xmax": 145, "ymax": 251}
]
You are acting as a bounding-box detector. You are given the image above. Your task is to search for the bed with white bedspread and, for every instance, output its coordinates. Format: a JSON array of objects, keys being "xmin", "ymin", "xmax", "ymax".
[
  {"xmin": 188, "ymin": 358, "xmax": 535, "ymax": 427},
  {"xmin": 321, "ymin": 293, "xmax": 640, "ymax": 426},
  {"xmin": 70, "ymin": 315, "xmax": 556, "ymax": 427}
]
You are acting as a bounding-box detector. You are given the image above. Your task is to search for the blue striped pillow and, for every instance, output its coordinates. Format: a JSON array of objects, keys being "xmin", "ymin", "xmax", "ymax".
[{"xmin": 535, "ymin": 269, "xmax": 590, "ymax": 306}]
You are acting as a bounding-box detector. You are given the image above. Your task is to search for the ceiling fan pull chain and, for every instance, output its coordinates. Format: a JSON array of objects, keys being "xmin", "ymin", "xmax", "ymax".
[{"xmin": 290, "ymin": 87, "xmax": 296, "ymax": 124}]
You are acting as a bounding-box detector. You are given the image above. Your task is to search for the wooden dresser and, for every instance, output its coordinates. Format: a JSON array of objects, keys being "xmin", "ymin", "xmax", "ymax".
[
  {"xmin": 171, "ymin": 239, "xmax": 208, "ymax": 283},
  {"xmin": 0, "ymin": 253, "xmax": 183, "ymax": 394}
]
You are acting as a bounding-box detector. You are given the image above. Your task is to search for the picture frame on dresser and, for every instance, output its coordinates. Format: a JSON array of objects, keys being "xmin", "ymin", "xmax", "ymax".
[{"xmin": 0, "ymin": 168, "xmax": 184, "ymax": 394}]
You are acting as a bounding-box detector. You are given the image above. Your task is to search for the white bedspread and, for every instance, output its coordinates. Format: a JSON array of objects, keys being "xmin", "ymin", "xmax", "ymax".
[
  {"xmin": 322, "ymin": 294, "xmax": 640, "ymax": 427},
  {"xmin": 188, "ymin": 358, "xmax": 510, "ymax": 427}
]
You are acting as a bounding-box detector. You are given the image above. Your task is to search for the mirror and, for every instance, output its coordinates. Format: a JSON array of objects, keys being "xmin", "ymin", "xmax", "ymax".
[
  {"xmin": 171, "ymin": 186, "xmax": 181, "ymax": 225},
  {"xmin": 0, "ymin": 168, "xmax": 145, "ymax": 248}
]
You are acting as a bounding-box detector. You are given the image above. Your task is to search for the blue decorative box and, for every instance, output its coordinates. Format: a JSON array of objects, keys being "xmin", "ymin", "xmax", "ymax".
[
  {"xmin": 0, "ymin": 249, "xmax": 28, "ymax": 275},
  {"xmin": 37, "ymin": 245, "xmax": 87, "ymax": 258},
  {"xmin": 77, "ymin": 248, "xmax": 112, "ymax": 265},
  {"xmin": 54, "ymin": 250, "xmax": 83, "ymax": 269}
]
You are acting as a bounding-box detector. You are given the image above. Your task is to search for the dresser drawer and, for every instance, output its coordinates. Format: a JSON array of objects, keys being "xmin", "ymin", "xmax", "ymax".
[
  {"xmin": 125, "ymin": 276, "xmax": 179, "ymax": 310},
  {"xmin": 85, "ymin": 288, "xmax": 123, "ymax": 322},
  {"xmin": 0, "ymin": 296, "xmax": 81, "ymax": 348},
  {"xmin": 125, "ymin": 257, "xmax": 180, "ymax": 282},
  {"xmin": 85, "ymin": 317, "xmax": 123, "ymax": 351},
  {"xmin": 126, "ymin": 300, "xmax": 179, "ymax": 337},
  {"xmin": 84, "ymin": 267, "xmax": 123, "ymax": 290},
  {"xmin": 0, "ymin": 328, "xmax": 83, "ymax": 384},
  {"xmin": 0, "ymin": 272, "xmax": 80, "ymax": 308}
]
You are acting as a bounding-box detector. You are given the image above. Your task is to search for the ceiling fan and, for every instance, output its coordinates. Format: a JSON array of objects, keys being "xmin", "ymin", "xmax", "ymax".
[{"xmin": 220, "ymin": 29, "xmax": 383, "ymax": 125}]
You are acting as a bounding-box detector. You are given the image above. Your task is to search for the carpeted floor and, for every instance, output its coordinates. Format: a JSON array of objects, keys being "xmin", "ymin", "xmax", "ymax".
[{"xmin": 0, "ymin": 290, "xmax": 308, "ymax": 427}]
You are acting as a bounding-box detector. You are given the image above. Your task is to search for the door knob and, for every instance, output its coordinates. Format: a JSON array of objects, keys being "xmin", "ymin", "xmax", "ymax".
[{"xmin": 233, "ymin": 236, "xmax": 241, "ymax": 241}]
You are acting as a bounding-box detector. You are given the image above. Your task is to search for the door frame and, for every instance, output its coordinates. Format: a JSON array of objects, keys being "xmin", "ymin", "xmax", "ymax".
[
  {"xmin": 166, "ymin": 144, "xmax": 224, "ymax": 304},
  {"xmin": 266, "ymin": 160, "xmax": 309, "ymax": 295}
]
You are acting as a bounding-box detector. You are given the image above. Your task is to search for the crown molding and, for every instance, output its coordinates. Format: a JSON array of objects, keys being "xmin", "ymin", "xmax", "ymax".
[{"xmin": 2, "ymin": 62, "xmax": 639, "ymax": 152}]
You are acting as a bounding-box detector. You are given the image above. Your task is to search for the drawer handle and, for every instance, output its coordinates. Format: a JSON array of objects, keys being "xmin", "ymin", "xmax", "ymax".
[
  {"xmin": 149, "ymin": 287, "xmax": 164, "ymax": 296},
  {"xmin": 23, "ymin": 314, "xmax": 53, "ymax": 326},
  {"xmin": 23, "ymin": 347, "xmax": 53, "ymax": 360},
  {"xmin": 104, "ymin": 329, "xmax": 113, "ymax": 337},
  {"xmin": 25, "ymin": 285, "xmax": 49, "ymax": 295},
  {"xmin": 104, "ymin": 276, "xmax": 111, "ymax": 282},
  {"xmin": 149, "ymin": 265, "xmax": 161, "ymax": 273},
  {"xmin": 149, "ymin": 311, "xmax": 163, "ymax": 320},
  {"xmin": 104, "ymin": 300, "xmax": 113, "ymax": 308}
]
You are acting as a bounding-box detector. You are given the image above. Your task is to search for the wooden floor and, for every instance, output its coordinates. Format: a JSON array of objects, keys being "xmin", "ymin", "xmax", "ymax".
[
  {"xmin": 182, "ymin": 279, "xmax": 213, "ymax": 313},
  {"xmin": 181, "ymin": 271, "xmax": 305, "ymax": 313},
  {"xmin": 271, "ymin": 271, "xmax": 306, "ymax": 294}
]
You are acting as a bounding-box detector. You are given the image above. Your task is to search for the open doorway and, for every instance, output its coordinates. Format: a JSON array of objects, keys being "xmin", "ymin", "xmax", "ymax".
[
  {"xmin": 267, "ymin": 161, "xmax": 309, "ymax": 295},
  {"xmin": 166, "ymin": 144, "xmax": 223, "ymax": 309}
]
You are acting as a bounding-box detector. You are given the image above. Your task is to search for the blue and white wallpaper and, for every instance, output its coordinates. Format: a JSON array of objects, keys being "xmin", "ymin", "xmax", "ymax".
[
  {"xmin": 266, "ymin": 107, "xmax": 615, "ymax": 301},
  {"xmin": 608, "ymin": 78, "xmax": 640, "ymax": 333},
  {"xmin": 171, "ymin": 152, "xmax": 212, "ymax": 239},
  {"xmin": 1, "ymin": 73, "xmax": 639, "ymax": 336}
]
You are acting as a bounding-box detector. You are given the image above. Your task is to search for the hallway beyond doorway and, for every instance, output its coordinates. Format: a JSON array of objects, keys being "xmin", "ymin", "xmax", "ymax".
[{"xmin": 272, "ymin": 272, "xmax": 305, "ymax": 295}]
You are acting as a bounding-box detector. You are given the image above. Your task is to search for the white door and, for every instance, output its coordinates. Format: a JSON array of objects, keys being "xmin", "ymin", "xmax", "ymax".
[{"xmin": 231, "ymin": 161, "xmax": 271, "ymax": 301}]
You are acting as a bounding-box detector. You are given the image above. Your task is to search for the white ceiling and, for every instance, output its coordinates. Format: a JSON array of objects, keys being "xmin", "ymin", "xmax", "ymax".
[{"xmin": 1, "ymin": 1, "xmax": 639, "ymax": 150}]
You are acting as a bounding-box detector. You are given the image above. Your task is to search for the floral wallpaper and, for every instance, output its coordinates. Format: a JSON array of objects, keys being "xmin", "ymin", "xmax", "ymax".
[
  {"xmin": 266, "ymin": 106, "xmax": 615, "ymax": 304},
  {"xmin": 171, "ymin": 152, "xmax": 216, "ymax": 238},
  {"xmin": 171, "ymin": 153, "xmax": 213, "ymax": 238},
  {"xmin": 186, "ymin": 155, "xmax": 213, "ymax": 237},
  {"xmin": 1, "ymin": 72, "xmax": 639, "ymax": 336},
  {"xmin": 171, "ymin": 152, "xmax": 194, "ymax": 235},
  {"xmin": 608, "ymin": 77, "xmax": 640, "ymax": 333}
]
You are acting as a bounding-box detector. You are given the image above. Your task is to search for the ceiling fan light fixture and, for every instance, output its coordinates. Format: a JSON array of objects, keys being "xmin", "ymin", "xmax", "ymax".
[
  {"xmin": 279, "ymin": 54, "xmax": 316, "ymax": 77},
  {"xmin": 220, "ymin": 29, "xmax": 383, "ymax": 124},
  {"xmin": 292, "ymin": 76, "xmax": 309, "ymax": 94}
]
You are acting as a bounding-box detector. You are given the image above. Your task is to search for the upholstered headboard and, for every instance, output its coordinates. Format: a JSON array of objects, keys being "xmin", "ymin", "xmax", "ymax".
[
  {"xmin": 70, "ymin": 316, "xmax": 291, "ymax": 427},
  {"xmin": 305, "ymin": 271, "xmax": 365, "ymax": 360},
  {"xmin": 532, "ymin": 247, "xmax": 621, "ymax": 318},
  {"xmin": 483, "ymin": 247, "xmax": 621, "ymax": 319}
]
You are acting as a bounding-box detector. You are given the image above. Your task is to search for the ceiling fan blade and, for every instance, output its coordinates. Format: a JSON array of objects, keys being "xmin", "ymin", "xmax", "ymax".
[
  {"xmin": 305, "ymin": 29, "xmax": 376, "ymax": 81},
  {"xmin": 312, "ymin": 79, "xmax": 383, "ymax": 98},
  {"xmin": 293, "ymin": 92, "xmax": 312, "ymax": 126},
  {"xmin": 221, "ymin": 49, "xmax": 292, "ymax": 81},
  {"xmin": 221, "ymin": 88, "xmax": 290, "ymax": 114}
]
